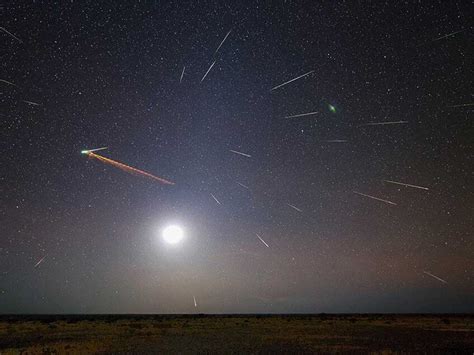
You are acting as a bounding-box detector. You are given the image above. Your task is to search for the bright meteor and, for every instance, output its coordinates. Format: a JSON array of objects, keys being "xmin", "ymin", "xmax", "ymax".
[
  {"xmin": 82, "ymin": 150, "xmax": 174, "ymax": 185},
  {"xmin": 81, "ymin": 147, "xmax": 109, "ymax": 154}
]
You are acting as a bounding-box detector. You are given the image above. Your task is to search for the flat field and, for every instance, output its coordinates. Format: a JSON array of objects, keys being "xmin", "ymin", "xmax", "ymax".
[{"xmin": 0, "ymin": 314, "xmax": 472, "ymax": 354}]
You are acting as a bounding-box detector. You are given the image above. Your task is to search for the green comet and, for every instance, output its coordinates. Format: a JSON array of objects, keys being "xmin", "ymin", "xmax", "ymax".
[{"xmin": 328, "ymin": 104, "xmax": 336, "ymax": 113}]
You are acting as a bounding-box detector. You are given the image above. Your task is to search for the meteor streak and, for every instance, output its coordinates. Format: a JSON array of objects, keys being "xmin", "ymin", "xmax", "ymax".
[
  {"xmin": 432, "ymin": 29, "xmax": 465, "ymax": 42},
  {"xmin": 180, "ymin": 66, "xmax": 185, "ymax": 83},
  {"xmin": 353, "ymin": 191, "xmax": 397, "ymax": 205},
  {"xmin": 0, "ymin": 26, "xmax": 22, "ymax": 43},
  {"xmin": 201, "ymin": 61, "xmax": 216, "ymax": 82},
  {"xmin": 214, "ymin": 29, "xmax": 232, "ymax": 55},
  {"xmin": 230, "ymin": 149, "xmax": 251, "ymax": 158},
  {"xmin": 271, "ymin": 70, "xmax": 314, "ymax": 91},
  {"xmin": 384, "ymin": 180, "xmax": 429, "ymax": 191},
  {"xmin": 287, "ymin": 203, "xmax": 303, "ymax": 212},
  {"xmin": 325, "ymin": 140, "xmax": 348, "ymax": 143},
  {"xmin": 447, "ymin": 103, "xmax": 474, "ymax": 108},
  {"xmin": 423, "ymin": 271, "xmax": 447, "ymax": 284},
  {"xmin": 81, "ymin": 147, "xmax": 108, "ymax": 154},
  {"xmin": 236, "ymin": 181, "xmax": 249, "ymax": 189},
  {"xmin": 84, "ymin": 151, "xmax": 174, "ymax": 185},
  {"xmin": 193, "ymin": 295, "xmax": 197, "ymax": 307},
  {"xmin": 210, "ymin": 193, "xmax": 221, "ymax": 205},
  {"xmin": 34, "ymin": 256, "xmax": 46, "ymax": 268},
  {"xmin": 359, "ymin": 121, "xmax": 408, "ymax": 126},
  {"xmin": 0, "ymin": 79, "xmax": 17, "ymax": 87},
  {"xmin": 23, "ymin": 100, "xmax": 40, "ymax": 106},
  {"xmin": 256, "ymin": 233, "xmax": 269, "ymax": 248},
  {"xmin": 285, "ymin": 111, "xmax": 318, "ymax": 119}
]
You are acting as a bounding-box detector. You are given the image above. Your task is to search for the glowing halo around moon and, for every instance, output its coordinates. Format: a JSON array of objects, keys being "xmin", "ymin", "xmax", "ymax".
[{"xmin": 162, "ymin": 225, "xmax": 184, "ymax": 245}]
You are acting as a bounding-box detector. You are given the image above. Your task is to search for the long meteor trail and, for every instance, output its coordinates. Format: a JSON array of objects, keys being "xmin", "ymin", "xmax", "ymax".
[
  {"xmin": 210, "ymin": 193, "xmax": 221, "ymax": 205},
  {"xmin": 384, "ymin": 180, "xmax": 429, "ymax": 191},
  {"xmin": 201, "ymin": 61, "xmax": 216, "ymax": 82},
  {"xmin": 285, "ymin": 111, "xmax": 318, "ymax": 119},
  {"xmin": 230, "ymin": 149, "xmax": 251, "ymax": 158},
  {"xmin": 287, "ymin": 203, "xmax": 303, "ymax": 212},
  {"xmin": 214, "ymin": 29, "xmax": 232, "ymax": 55},
  {"xmin": 0, "ymin": 79, "xmax": 17, "ymax": 87},
  {"xmin": 271, "ymin": 70, "xmax": 314, "ymax": 91},
  {"xmin": 353, "ymin": 191, "xmax": 397, "ymax": 205},
  {"xmin": 256, "ymin": 233, "xmax": 269, "ymax": 248},
  {"xmin": 423, "ymin": 271, "xmax": 447, "ymax": 284},
  {"xmin": 359, "ymin": 121, "xmax": 408, "ymax": 126},
  {"xmin": 0, "ymin": 27, "xmax": 22, "ymax": 43},
  {"xmin": 34, "ymin": 256, "xmax": 46, "ymax": 268},
  {"xmin": 84, "ymin": 151, "xmax": 174, "ymax": 185}
]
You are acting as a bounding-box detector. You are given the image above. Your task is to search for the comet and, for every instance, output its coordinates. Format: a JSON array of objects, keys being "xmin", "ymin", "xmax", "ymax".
[
  {"xmin": 83, "ymin": 150, "xmax": 174, "ymax": 185},
  {"xmin": 256, "ymin": 233, "xmax": 269, "ymax": 248}
]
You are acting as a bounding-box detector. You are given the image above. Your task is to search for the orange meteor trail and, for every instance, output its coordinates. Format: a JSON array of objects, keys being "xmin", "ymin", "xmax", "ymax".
[{"xmin": 86, "ymin": 152, "xmax": 174, "ymax": 185}]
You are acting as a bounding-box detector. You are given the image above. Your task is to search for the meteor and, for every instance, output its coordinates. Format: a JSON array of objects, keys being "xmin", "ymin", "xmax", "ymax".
[
  {"xmin": 0, "ymin": 26, "xmax": 22, "ymax": 43},
  {"xmin": 256, "ymin": 233, "xmax": 269, "ymax": 248},
  {"xmin": 284, "ymin": 111, "xmax": 318, "ymax": 119},
  {"xmin": 83, "ymin": 151, "xmax": 174, "ymax": 185},
  {"xmin": 383, "ymin": 180, "xmax": 429, "ymax": 191},
  {"xmin": 287, "ymin": 203, "xmax": 303, "ymax": 212},
  {"xmin": 230, "ymin": 149, "xmax": 251, "ymax": 158},
  {"xmin": 353, "ymin": 191, "xmax": 397, "ymax": 206},
  {"xmin": 193, "ymin": 295, "xmax": 197, "ymax": 307},
  {"xmin": 236, "ymin": 181, "xmax": 249, "ymax": 189},
  {"xmin": 34, "ymin": 256, "xmax": 46, "ymax": 268},
  {"xmin": 271, "ymin": 70, "xmax": 314, "ymax": 91},
  {"xmin": 210, "ymin": 193, "xmax": 221, "ymax": 205},
  {"xmin": 214, "ymin": 29, "xmax": 232, "ymax": 55},
  {"xmin": 359, "ymin": 121, "xmax": 408, "ymax": 126},
  {"xmin": 180, "ymin": 66, "xmax": 185, "ymax": 83},
  {"xmin": 325, "ymin": 140, "xmax": 348, "ymax": 143},
  {"xmin": 201, "ymin": 61, "xmax": 216, "ymax": 82},
  {"xmin": 0, "ymin": 79, "xmax": 17, "ymax": 87},
  {"xmin": 81, "ymin": 147, "xmax": 108, "ymax": 154},
  {"xmin": 23, "ymin": 100, "xmax": 41, "ymax": 106},
  {"xmin": 423, "ymin": 271, "xmax": 447, "ymax": 284}
]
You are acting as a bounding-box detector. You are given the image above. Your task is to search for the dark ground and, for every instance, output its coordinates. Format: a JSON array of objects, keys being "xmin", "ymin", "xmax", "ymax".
[{"xmin": 0, "ymin": 314, "xmax": 473, "ymax": 354}]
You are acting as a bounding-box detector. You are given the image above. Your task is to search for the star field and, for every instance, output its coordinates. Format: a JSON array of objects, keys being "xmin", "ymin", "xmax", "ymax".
[{"xmin": 1, "ymin": 1, "xmax": 473, "ymax": 313}]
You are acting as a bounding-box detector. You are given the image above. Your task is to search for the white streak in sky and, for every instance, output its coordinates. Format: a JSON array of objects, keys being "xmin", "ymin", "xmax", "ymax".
[
  {"xmin": 325, "ymin": 140, "xmax": 348, "ymax": 143},
  {"xmin": 423, "ymin": 271, "xmax": 448, "ymax": 284},
  {"xmin": 432, "ymin": 29, "xmax": 465, "ymax": 42},
  {"xmin": 359, "ymin": 121, "xmax": 408, "ymax": 126},
  {"xmin": 285, "ymin": 111, "xmax": 319, "ymax": 119},
  {"xmin": 447, "ymin": 103, "xmax": 474, "ymax": 108},
  {"xmin": 236, "ymin": 181, "xmax": 249, "ymax": 189},
  {"xmin": 0, "ymin": 79, "xmax": 17, "ymax": 87},
  {"xmin": 180, "ymin": 66, "xmax": 185, "ymax": 83},
  {"xmin": 201, "ymin": 61, "xmax": 216, "ymax": 82},
  {"xmin": 23, "ymin": 100, "xmax": 40, "ymax": 106},
  {"xmin": 193, "ymin": 295, "xmax": 197, "ymax": 307},
  {"xmin": 0, "ymin": 27, "xmax": 22, "ymax": 43},
  {"xmin": 34, "ymin": 256, "xmax": 46, "ymax": 268},
  {"xmin": 287, "ymin": 203, "xmax": 303, "ymax": 212},
  {"xmin": 353, "ymin": 191, "xmax": 397, "ymax": 205},
  {"xmin": 384, "ymin": 180, "xmax": 429, "ymax": 191},
  {"xmin": 271, "ymin": 70, "xmax": 314, "ymax": 91},
  {"xmin": 210, "ymin": 193, "xmax": 221, "ymax": 205},
  {"xmin": 230, "ymin": 149, "xmax": 251, "ymax": 158},
  {"xmin": 256, "ymin": 233, "xmax": 269, "ymax": 248},
  {"xmin": 214, "ymin": 29, "xmax": 232, "ymax": 55}
]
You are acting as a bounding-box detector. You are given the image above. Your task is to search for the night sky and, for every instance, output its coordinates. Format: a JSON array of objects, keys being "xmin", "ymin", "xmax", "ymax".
[{"xmin": 1, "ymin": 2, "xmax": 473, "ymax": 314}]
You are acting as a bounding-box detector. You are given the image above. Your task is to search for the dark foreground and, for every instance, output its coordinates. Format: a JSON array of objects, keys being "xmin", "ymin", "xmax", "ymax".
[{"xmin": 0, "ymin": 314, "xmax": 473, "ymax": 354}]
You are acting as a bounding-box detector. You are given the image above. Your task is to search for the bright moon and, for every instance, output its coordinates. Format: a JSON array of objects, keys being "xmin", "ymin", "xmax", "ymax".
[{"xmin": 162, "ymin": 225, "xmax": 184, "ymax": 245}]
